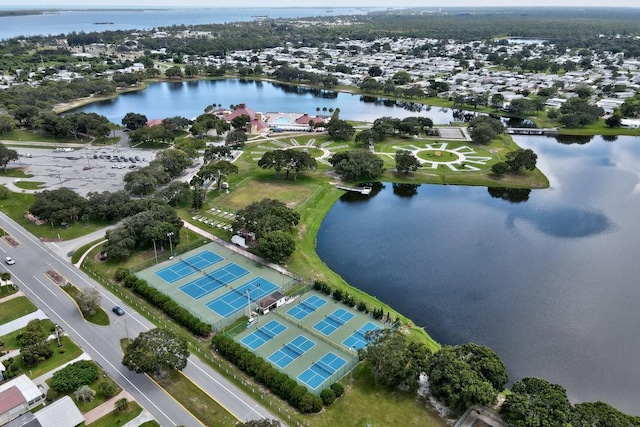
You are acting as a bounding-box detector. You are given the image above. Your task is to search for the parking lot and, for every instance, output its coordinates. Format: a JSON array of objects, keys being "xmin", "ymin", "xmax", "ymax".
[{"xmin": 9, "ymin": 144, "xmax": 158, "ymax": 196}]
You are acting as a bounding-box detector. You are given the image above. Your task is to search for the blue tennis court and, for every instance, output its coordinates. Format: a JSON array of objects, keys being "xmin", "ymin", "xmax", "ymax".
[
  {"xmin": 286, "ymin": 295, "xmax": 327, "ymax": 320},
  {"xmin": 205, "ymin": 277, "xmax": 280, "ymax": 318},
  {"xmin": 179, "ymin": 262, "xmax": 250, "ymax": 299},
  {"xmin": 298, "ymin": 352, "xmax": 347, "ymax": 390},
  {"xmin": 241, "ymin": 320, "xmax": 287, "ymax": 350},
  {"xmin": 268, "ymin": 335, "xmax": 316, "ymax": 368},
  {"xmin": 155, "ymin": 250, "xmax": 223, "ymax": 283},
  {"xmin": 313, "ymin": 308, "xmax": 355, "ymax": 336},
  {"xmin": 342, "ymin": 322, "xmax": 381, "ymax": 351}
]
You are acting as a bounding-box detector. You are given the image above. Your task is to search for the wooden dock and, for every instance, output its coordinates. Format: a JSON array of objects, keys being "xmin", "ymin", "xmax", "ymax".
[
  {"xmin": 506, "ymin": 127, "xmax": 559, "ymax": 136},
  {"xmin": 335, "ymin": 185, "xmax": 372, "ymax": 195}
]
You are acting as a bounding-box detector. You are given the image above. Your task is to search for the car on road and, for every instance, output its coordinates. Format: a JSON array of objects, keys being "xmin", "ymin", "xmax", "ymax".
[
  {"xmin": 112, "ymin": 306, "xmax": 125, "ymax": 316},
  {"xmin": 5, "ymin": 257, "xmax": 15, "ymax": 265}
]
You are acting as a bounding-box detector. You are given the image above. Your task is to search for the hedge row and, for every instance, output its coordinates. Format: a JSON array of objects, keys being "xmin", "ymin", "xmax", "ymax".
[
  {"xmin": 313, "ymin": 280, "xmax": 399, "ymax": 323},
  {"xmin": 212, "ymin": 334, "xmax": 344, "ymax": 413},
  {"xmin": 115, "ymin": 269, "xmax": 211, "ymax": 337}
]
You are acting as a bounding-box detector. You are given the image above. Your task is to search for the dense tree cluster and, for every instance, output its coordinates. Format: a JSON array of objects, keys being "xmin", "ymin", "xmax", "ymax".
[
  {"xmin": 427, "ymin": 343, "xmax": 508, "ymax": 414},
  {"xmin": 19, "ymin": 319, "xmax": 53, "ymax": 368},
  {"xmin": 271, "ymin": 65, "xmax": 338, "ymax": 88},
  {"xmin": 395, "ymin": 150, "xmax": 421, "ymax": 173},
  {"xmin": 359, "ymin": 329, "xmax": 431, "ymax": 390},
  {"xmin": 34, "ymin": 111, "xmax": 111, "ymax": 140},
  {"xmin": 257, "ymin": 149, "xmax": 317, "ymax": 180},
  {"xmin": 124, "ymin": 148, "xmax": 192, "ymax": 195},
  {"xmin": 116, "ymin": 270, "xmax": 212, "ymax": 336},
  {"xmin": 329, "ymin": 150, "xmax": 385, "ymax": 181},
  {"xmin": 558, "ymin": 97, "xmax": 605, "ymax": 128},
  {"xmin": 468, "ymin": 115, "xmax": 504, "ymax": 145},
  {"xmin": 122, "ymin": 328, "xmax": 189, "ymax": 374}
]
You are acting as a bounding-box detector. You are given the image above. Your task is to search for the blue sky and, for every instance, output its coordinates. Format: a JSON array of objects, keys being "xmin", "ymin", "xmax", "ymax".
[{"xmin": 4, "ymin": 1, "xmax": 640, "ymax": 7}]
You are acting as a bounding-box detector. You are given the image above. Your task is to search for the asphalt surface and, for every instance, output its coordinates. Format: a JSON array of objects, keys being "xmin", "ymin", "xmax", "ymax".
[{"xmin": 0, "ymin": 212, "xmax": 282, "ymax": 426}]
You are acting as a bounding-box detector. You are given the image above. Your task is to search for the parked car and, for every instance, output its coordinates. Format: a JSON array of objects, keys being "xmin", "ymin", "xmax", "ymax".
[
  {"xmin": 5, "ymin": 257, "xmax": 15, "ymax": 265},
  {"xmin": 112, "ymin": 306, "xmax": 125, "ymax": 316}
]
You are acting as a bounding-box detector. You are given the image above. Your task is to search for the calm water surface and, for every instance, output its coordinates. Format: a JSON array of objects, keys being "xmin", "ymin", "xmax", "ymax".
[
  {"xmin": 0, "ymin": 7, "xmax": 372, "ymax": 40},
  {"xmin": 72, "ymin": 79, "xmax": 454, "ymax": 124},
  {"xmin": 317, "ymin": 135, "xmax": 640, "ymax": 415}
]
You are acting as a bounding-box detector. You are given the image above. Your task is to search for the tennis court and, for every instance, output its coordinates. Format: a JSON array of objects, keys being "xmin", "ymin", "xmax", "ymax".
[
  {"xmin": 313, "ymin": 308, "xmax": 355, "ymax": 336},
  {"xmin": 286, "ymin": 295, "xmax": 327, "ymax": 320},
  {"xmin": 297, "ymin": 352, "xmax": 347, "ymax": 390},
  {"xmin": 268, "ymin": 335, "xmax": 316, "ymax": 368},
  {"xmin": 342, "ymin": 322, "xmax": 381, "ymax": 351},
  {"xmin": 178, "ymin": 262, "xmax": 250, "ymax": 299},
  {"xmin": 155, "ymin": 250, "xmax": 223, "ymax": 283},
  {"xmin": 206, "ymin": 277, "xmax": 280, "ymax": 318},
  {"xmin": 241, "ymin": 320, "xmax": 287, "ymax": 350}
]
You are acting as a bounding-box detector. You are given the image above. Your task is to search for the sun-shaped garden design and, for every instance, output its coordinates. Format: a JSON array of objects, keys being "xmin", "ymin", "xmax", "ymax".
[{"xmin": 393, "ymin": 142, "xmax": 493, "ymax": 172}]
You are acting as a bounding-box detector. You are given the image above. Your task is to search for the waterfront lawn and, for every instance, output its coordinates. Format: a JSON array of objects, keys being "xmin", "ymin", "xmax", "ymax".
[
  {"xmin": 302, "ymin": 363, "xmax": 447, "ymax": 427},
  {"xmin": 0, "ymin": 296, "xmax": 38, "ymax": 325},
  {"xmin": 87, "ymin": 402, "xmax": 143, "ymax": 427},
  {"xmin": 213, "ymin": 179, "xmax": 319, "ymax": 210}
]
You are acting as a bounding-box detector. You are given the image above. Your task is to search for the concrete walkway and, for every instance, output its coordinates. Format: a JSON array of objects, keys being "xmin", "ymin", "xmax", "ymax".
[
  {"xmin": 74, "ymin": 240, "xmax": 107, "ymax": 268},
  {"xmin": 83, "ymin": 390, "xmax": 135, "ymax": 425},
  {"xmin": 122, "ymin": 410, "xmax": 156, "ymax": 427},
  {"xmin": 0, "ymin": 309, "xmax": 49, "ymax": 336},
  {"xmin": 0, "ymin": 290, "xmax": 24, "ymax": 304}
]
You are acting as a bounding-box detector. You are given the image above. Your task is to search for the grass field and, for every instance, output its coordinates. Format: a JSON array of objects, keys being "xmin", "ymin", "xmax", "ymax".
[
  {"xmin": 150, "ymin": 369, "xmax": 238, "ymax": 427},
  {"xmin": 0, "ymin": 319, "xmax": 55, "ymax": 350},
  {"xmin": 61, "ymin": 284, "xmax": 110, "ymax": 326},
  {"xmin": 0, "ymin": 296, "xmax": 37, "ymax": 324},
  {"xmin": 214, "ymin": 179, "xmax": 319, "ymax": 210},
  {"xmin": 14, "ymin": 181, "xmax": 46, "ymax": 190},
  {"xmin": 87, "ymin": 402, "xmax": 143, "ymax": 427}
]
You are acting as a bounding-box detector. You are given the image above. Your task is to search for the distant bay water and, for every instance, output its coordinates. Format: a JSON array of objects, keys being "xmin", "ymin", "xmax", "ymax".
[{"xmin": 0, "ymin": 7, "xmax": 376, "ymax": 40}]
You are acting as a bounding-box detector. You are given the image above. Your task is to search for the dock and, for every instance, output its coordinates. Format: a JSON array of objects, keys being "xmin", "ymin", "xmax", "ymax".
[
  {"xmin": 506, "ymin": 127, "xmax": 559, "ymax": 136},
  {"xmin": 335, "ymin": 185, "xmax": 372, "ymax": 195}
]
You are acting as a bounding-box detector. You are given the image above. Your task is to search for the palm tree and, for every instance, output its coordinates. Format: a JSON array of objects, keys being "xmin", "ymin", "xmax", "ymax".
[
  {"xmin": 114, "ymin": 398, "xmax": 129, "ymax": 412},
  {"xmin": 316, "ymin": 107, "xmax": 321, "ymax": 114}
]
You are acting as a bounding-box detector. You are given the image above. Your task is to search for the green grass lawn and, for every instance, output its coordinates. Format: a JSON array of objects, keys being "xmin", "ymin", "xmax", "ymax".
[
  {"xmin": 0, "ymin": 297, "xmax": 37, "ymax": 325},
  {"xmin": 0, "ymin": 284, "xmax": 17, "ymax": 298},
  {"xmin": 0, "ymin": 169, "xmax": 34, "ymax": 178},
  {"xmin": 14, "ymin": 336, "xmax": 83, "ymax": 379},
  {"xmin": 214, "ymin": 178, "xmax": 319, "ymax": 210},
  {"xmin": 61, "ymin": 284, "xmax": 110, "ymax": 326},
  {"xmin": 302, "ymin": 364, "xmax": 447, "ymax": 427},
  {"xmin": 0, "ymin": 319, "xmax": 55, "ymax": 350},
  {"xmin": 87, "ymin": 402, "xmax": 143, "ymax": 427},
  {"xmin": 150, "ymin": 368, "xmax": 238, "ymax": 427},
  {"xmin": 0, "ymin": 129, "xmax": 93, "ymax": 144},
  {"xmin": 14, "ymin": 181, "xmax": 46, "ymax": 190}
]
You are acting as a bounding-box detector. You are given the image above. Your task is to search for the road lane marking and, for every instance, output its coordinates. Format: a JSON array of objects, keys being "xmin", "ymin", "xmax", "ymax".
[
  {"xmin": 32, "ymin": 275, "xmax": 58, "ymax": 297},
  {"xmin": 13, "ymin": 275, "xmax": 179, "ymax": 427}
]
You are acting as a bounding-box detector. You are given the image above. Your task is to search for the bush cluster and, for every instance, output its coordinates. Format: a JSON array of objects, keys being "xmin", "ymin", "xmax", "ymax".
[
  {"xmin": 212, "ymin": 334, "xmax": 343, "ymax": 413},
  {"xmin": 313, "ymin": 280, "xmax": 369, "ymax": 314},
  {"xmin": 116, "ymin": 270, "xmax": 211, "ymax": 337},
  {"xmin": 51, "ymin": 360, "xmax": 99, "ymax": 392}
]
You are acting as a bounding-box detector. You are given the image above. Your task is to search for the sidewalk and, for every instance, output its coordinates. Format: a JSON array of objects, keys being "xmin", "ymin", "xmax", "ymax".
[
  {"xmin": 0, "ymin": 309, "xmax": 49, "ymax": 336},
  {"xmin": 83, "ymin": 390, "xmax": 135, "ymax": 425},
  {"xmin": 0, "ymin": 290, "xmax": 24, "ymax": 304}
]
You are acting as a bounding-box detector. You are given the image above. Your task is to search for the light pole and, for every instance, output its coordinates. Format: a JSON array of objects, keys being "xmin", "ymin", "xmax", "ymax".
[
  {"xmin": 167, "ymin": 232, "xmax": 174, "ymax": 258},
  {"xmin": 153, "ymin": 239, "xmax": 158, "ymax": 264}
]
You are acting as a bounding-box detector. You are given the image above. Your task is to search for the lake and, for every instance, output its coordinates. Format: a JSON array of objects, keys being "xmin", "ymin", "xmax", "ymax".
[
  {"xmin": 71, "ymin": 79, "xmax": 456, "ymax": 124},
  {"xmin": 0, "ymin": 7, "xmax": 374, "ymax": 40},
  {"xmin": 316, "ymin": 134, "xmax": 640, "ymax": 415}
]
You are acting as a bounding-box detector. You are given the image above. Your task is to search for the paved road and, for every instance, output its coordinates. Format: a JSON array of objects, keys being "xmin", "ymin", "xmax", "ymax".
[{"xmin": 0, "ymin": 212, "xmax": 282, "ymax": 426}]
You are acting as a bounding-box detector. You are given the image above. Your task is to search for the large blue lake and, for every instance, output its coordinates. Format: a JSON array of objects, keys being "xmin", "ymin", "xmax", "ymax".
[
  {"xmin": 72, "ymin": 78, "xmax": 640, "ymax": 413},
  {"xmin": 71, "ymin": 79, "xmax": 454, "ymax": 124},
  {"xmin": 317, "ymin": 134, "xmax": 640, "ymax": 415}
]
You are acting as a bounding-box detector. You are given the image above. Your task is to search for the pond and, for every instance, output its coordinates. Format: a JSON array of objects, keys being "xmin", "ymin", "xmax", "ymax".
[{"xmin": 316, "ymin": 134, "xmax": 640, "ymax": 415}]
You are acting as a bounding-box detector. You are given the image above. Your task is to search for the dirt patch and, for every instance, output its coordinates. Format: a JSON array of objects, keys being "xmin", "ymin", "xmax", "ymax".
[
  {"xmin": 45, "ymin": 270, "xmax": 67, "ymax": 285},
  {"xmin": 3, "ymin": 235, "xmax": 19, "ymax": 247}
]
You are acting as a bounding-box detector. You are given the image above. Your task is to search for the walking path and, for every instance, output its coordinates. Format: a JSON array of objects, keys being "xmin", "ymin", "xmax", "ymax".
[
  {"xmin": 0, "ymin": 309, "xmax": 48, "ymax": 336},
  {"xmin": 83, "ymin": 390, "xmax": 136, "ymax": 424},
  {"xmin": 0, "ymin": 290, "xmax": 24, "ymax": 304}
]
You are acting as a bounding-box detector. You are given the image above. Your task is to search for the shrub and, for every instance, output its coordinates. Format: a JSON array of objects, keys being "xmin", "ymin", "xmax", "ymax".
[
  {"xmin": 98, "ymin": 380, "xmax": 120, "ymax": 399},
  {"xmin": 74, "ymin": 385, "xmax": 96, "ymax": 403},
  {"xmin": 357, "ymin": 301, "xmax": 368, "ymax": 312},
  {"xmin": 320, "ymin": 388, "xmax": 336, "ymax": 405},
  {"xmin": 330, "ymin": 382, "xmax": 344, "ymax": 397},
  {"xmin": 51, "ymin": 360, "xmax": 99, "ymax": 392},
  {"xmin": 46, "ymin": 388, "xmax": 59, "ymax": 402},
  {"xmin": 332, "ymin": 288, "xmax": 344, "ymax": 302},
  {"xmin": 114, "ymin": 268, "xmax": 130, "ymax": 282}
]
